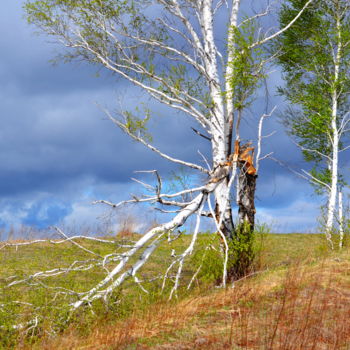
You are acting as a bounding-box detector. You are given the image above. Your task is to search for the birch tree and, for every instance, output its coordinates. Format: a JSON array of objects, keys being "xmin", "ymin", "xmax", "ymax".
[
  {"xmin": 277, "ymin": 0, "xmax": 350, "ymax": 246},
  {"xmin": 22, "ymin": 0, "xmax": 314, "ymax": 310}
]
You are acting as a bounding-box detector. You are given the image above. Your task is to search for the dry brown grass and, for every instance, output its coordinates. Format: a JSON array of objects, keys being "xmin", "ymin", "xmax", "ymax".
[{"xmin": 29, "ymin": 251, "xmax": 350, "ymax": 350}]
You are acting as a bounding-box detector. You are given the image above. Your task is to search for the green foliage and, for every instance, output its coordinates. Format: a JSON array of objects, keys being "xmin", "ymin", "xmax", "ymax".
[
  {"xmin": 190, "ymin": 225, "xmax": 270, "ymax": 285},
  {"xmin": 25, "ymin": 0, "xmax": 142, "ymax": 63},
  {"xmin": 26, "ymin": 0, "xmax": 139, "ymax": 28},
  {"xmin": 228, "ymin": 225, "xmax": 255, "ymax": 279},
  {"xmin": 123, "ymin": 106, "xmax": 152, "ymax": 142},
  {"xmin": 190, "ymin": 235, "xmax": 224, "ymax": 285},
  {"xmin": 227, "ymin": 223, "xmax": 269, "ymax": 279},
  {"xmin": 276, "ymin": 0, "xmax": 350, "ymax": 193},
  {"xmin": 227, "ymin": 21, "xmax": 266, "ymax": 110}
]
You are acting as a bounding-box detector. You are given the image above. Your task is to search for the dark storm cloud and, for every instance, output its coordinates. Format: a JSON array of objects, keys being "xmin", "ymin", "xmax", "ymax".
[{"xmin": 0, "ymin": 88, "xmax": 199, "ymax": 196}]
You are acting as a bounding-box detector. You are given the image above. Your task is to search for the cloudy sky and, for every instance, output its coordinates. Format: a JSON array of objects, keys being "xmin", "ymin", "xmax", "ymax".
[{"xmin": 0, "ymin": 0, "xmax": 340, "ymax": 238}]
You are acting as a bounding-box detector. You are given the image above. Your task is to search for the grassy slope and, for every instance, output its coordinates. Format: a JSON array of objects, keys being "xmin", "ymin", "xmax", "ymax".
[{"xmin": 1, "ymin": 233, "xmax": 349, "ymax": 349}]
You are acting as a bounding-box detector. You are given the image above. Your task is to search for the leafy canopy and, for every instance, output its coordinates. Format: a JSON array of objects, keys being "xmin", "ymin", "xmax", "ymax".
[{"xmin": 276, "ymin": 0, "xmax": 350, "ymax": 192}]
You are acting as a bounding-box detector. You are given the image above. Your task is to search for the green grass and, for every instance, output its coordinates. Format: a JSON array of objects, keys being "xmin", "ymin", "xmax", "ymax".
[
  {"xmin": 0, "ymin": 232, "xmax": 347, "ymax": 349},
  {"xmin": 256, "ymin": 233, "xmax": 329, "ymax": 267}
]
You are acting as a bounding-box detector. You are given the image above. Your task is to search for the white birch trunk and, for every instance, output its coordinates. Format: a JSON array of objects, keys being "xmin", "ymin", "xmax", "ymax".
[
  {"xmin": 201, "ymin": 0, "xmax": 235, "ymax": 237},
  {"xmin": 338, "ymin": 191, "xmax": 344, "ymax": 248},
  {"xmin": 325, "ymin": 14, "xmax": 342, "ymax": 248},
  {"xmin": 225, "ymin": 0, "xmax": 241, "ymax": 144},
  {"xmin": 325, "ymin": 112, "xmax": 338, "ymax": 248}
]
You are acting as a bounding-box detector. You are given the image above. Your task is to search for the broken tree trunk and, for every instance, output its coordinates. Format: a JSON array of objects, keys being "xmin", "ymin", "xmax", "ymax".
[
  {"xmin": 230, "ymin": 141, "xmax": 258, "ymax": 279},
  {"xmin": 238, "ymin": 171, "xmax": 257, "ymax": 232},
  {"xmin": 235, "ymin": 140, "xmax": 257, "ymax": 232}
]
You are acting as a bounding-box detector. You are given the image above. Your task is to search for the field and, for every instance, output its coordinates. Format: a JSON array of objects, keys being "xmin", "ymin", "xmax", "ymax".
[{"xmin": 1, "ymin": 232, "xmax": 349, "ymax": 349}]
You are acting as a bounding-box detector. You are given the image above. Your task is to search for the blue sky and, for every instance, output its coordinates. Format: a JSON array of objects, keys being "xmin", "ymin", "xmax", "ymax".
[{"xmin": 0, "ymin": 0, "xmax": 341, "ymax": 237}]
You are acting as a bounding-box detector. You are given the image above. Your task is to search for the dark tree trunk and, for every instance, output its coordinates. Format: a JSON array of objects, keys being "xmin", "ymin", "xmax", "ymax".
[{"xmin": 238, "ymin": 171, "xmax": 257, "ymax": 232}]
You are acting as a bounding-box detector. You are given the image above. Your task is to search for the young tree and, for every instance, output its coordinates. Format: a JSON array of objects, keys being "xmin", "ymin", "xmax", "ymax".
[
  {"xmin": 23, "ymin": 0, "xmax": 313, "ymax": 308},
  {"xmin": 277, "ymin": 0, "xmax": 350, "ymax": 246}
]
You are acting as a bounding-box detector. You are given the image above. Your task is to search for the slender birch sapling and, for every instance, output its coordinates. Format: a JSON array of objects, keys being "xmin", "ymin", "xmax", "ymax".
[{"xmin": 276, "ymin": 0, "xmax": 350, "ymax": 246}]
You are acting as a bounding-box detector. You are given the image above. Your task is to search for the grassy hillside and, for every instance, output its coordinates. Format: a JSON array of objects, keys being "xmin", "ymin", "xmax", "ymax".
[{"xmin": 1, "ymin": 232, "xmax": 349, "ymax": 349}]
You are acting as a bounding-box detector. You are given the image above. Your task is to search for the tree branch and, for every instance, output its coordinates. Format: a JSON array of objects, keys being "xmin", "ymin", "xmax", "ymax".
[{"xmin": 250, "ymin": 0, "xmax": 314, "ymax": 49}]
